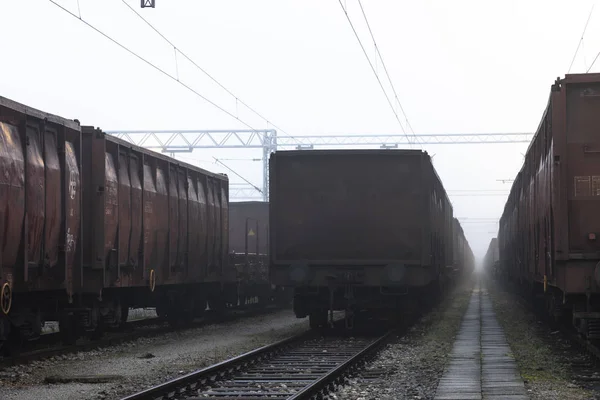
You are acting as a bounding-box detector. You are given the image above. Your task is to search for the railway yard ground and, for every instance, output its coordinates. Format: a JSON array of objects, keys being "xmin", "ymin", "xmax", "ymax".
[
  {"xmin": 0, "ymin": 274, "xmax": 469, "ymax": 400},
  {"xmin": 4, "ymin": 272, "xmax": 600, "ymax": 400},
  {"xmin": 0, "ymin": 309, "xmax": 309, "ymax": 400}
]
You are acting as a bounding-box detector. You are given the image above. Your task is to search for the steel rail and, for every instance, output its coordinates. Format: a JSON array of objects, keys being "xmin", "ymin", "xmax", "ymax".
[
  {"xmin": 120, "ymin": 328, "xmax": 393, "ymax": 400},
  {"xmin": 119, "ymin": 330, "xmax": 316, "ymax": 400},
  {"xmin": 287, "ymin": 330, "xmax": 394, "ymax": 400}
]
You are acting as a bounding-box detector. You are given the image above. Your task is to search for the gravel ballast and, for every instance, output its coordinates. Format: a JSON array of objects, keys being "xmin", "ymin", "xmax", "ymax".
[
  {"xmin": 0, "ymin": 309, "xmax": 308, "ymax": 400},
  {"xmin": 334, "ymin": 275, "xmax": 475, "ymax": 400}
]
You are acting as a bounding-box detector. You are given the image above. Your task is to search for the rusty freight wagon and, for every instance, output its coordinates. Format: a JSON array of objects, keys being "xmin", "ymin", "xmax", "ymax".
[
  {"xmin": 269, "ymin": 149, "xmax": 458, "ymax": 328},
  {"xmin": 451, "ymin": 218, "xmax": 475, "ymax": 277},
  {"xmin": 228, "ymin": 201, "xmax": 269, "ymax": 303},
  {"xmin": 228, "ymin": 201, "xmax": 292, "ymax": 307},
  {"xmin": 229, "ymin": 201, "xmax": 269, "ymax": 258},
  {"xmin": 79, "ymin": 127, "xmax": 234, "ymax": 335},
  {"xmin": 0, "ymin": 95, "xmax": 236, "ymax": 351},
  {"xmin": 484, "ymin": 238, "xmax": 499, "ymax": 276},
  {"xmin": 498, "ymin": 73, "xmax": 600, "ymax": 338},
  {"xmin": 0, "ymin": 96, "xmax": 83, "ymax": 350}
]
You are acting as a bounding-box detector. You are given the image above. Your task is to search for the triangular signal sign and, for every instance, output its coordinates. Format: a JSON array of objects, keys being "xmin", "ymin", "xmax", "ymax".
[{"xmin": 248, "ymin": 229, "xmax": 256, "ymax": 236}]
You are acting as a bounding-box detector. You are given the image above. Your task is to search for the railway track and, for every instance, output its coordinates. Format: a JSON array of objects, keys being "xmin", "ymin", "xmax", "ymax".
[
  {"xmin": 121, "ymin": 328, "xmax": 394, "ymax": 400},
  {"xmin": 0, "ymin": 304, "xmax": 285, "ymax": 369}
]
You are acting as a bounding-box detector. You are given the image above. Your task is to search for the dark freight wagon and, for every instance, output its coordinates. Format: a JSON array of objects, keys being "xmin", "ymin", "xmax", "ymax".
[
  {"xmin": 228, "ymin": 201, "xmax": 270, "ymax": 302},
  {"xmin": 229, "ymin": 201, "xmax": 269, "ymax": 257},
  {"xmin": 484, "ymin": 238, "xmax": 499, "ymax": 276},
  {"xmin": 0, "ymin": 96, "xmax": 83, "ymax": 344},
  {"xmin": 268, "ymin": 149, "xmax": 458, "ymax": 327},
  {"xmin": 452, "ymin": 218, "xmax": 474, "ymax": 276},
  {"xmin": 498, "ymin": 73, "xmax": 600, "ymax": 338},
  {"xmin": 0, "ymin": 95, "xmax": 238, "ymax": 349},
  {"xmin": 80, "ymin": 127, "xmax": 234, "ymax": 331},
  {"xmin": 0, "ymin": 94, "xmax": 296, "ymax": 354}
]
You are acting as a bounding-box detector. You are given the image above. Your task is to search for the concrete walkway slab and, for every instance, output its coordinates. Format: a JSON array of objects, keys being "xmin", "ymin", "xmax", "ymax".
[{"xmin": 434, "ymin": 284, "xmax": 529, "ymax": 400}]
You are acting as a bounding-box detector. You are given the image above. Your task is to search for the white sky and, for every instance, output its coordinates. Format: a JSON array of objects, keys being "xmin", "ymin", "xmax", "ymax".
[{"xmin": 2, "ymin": 0, "xmax": 600, "ymax": 258}]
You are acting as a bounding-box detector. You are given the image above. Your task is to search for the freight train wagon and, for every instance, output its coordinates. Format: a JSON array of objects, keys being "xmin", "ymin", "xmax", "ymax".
[
  {"xmin": 0, "ymin": 95, "xmax": 237, "ymax": 350},
  {"xmin": 452, "ymin": 217, "xmax": 475, "ymax": 277},
  {"xmin": 80, "ymin": 126, "xmax": 236, "ymax": 332},
  {"xmin": 483, "ymin": 238, "xmax": 499, "ymax": 277},
  {"xmin": 269, "ymin": 149, "xmax": 461, "ymax": 328},
  {"xmin": 229, "ymin": 201, "xmax": 269, "ymax": 305},
  {"xmin": 228, "ymin": 201, "xmax": 292, "ymax": 308},
  {"xmin": 498, "ymin": 73, "xmax": 600, "ymax": 338}
]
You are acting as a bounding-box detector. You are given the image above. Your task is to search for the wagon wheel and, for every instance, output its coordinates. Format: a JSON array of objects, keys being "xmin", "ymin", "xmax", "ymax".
[{"xmin": 1, "ymin": 283, "xmax": 12, "ymax": 315}]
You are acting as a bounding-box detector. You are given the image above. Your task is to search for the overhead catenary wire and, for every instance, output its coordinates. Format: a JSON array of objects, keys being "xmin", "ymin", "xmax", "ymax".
[
  {"xmin": 337, "ymin": 0, "xmax": 414, "ymax": 146},
  {"xmin": 120, "ymin": 0, "xmax": 295, "ymax": 140},
  {"xmin": 448, "ymin": 189, "xmax": 509, "ymax": 192},
  {"xmin": 213, "ymin": 158, "xmax": 263, "ymax": 194},
  {"xmin": 588, "ymin": 50, "xmax": 600, "ymax": 72},
  {"xmin": 48, "ymin": 0, "xmax": 273, "ymax": 138},
  {"xmin": 568, "ymin": 4, "xmax": 595, "ymax": 73},
  {"xmin": 449, "ymin": 194, "xmax": 509, "ymax": 197},
  {"xmin": 356, "ymin": 0, "xmax": 416, "ymax": 139}
]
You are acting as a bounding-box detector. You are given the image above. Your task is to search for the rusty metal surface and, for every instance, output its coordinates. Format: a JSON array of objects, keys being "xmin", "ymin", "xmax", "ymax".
[
  {"xmin": 44, "ymin": 132, "xmax": 61, "ymax": 268},
  {"xmin": 566, "ymin": 80, "xmax": 600, "ymax": 255},
  {"xmin": 269, "ymin": 150, "xmax": 453, "ymax": 267},
  {"xmin": 206, "ymin": 181, "xmax": 216, "ymax": 276},
  {"xmin": 64, "ymin": 141, "xmax": 80, "ymax": 298},
  {"xmin": 220, "ymin": 185, "xmax": 229, "ymax": 275},
  {"xmin": 155, "ymin": 165, "xmax": 169, "ymax": 281},
  {"xmin": 0, "ymin": 94, "xmax": 237, "ymax": 341},
  {"xmin": 104, "ymin": 153, "xmax": 119, "ymax": 270},
  {"xmin": 229, "ymin": 201, "xmax": 269, "ymax": 285},
  {"xmin": 81, "ymin": 127, "xmax": 230, "ymax": 289},
  {"xmin": 168, "ymin": 167, "xmax": 179, "ymax": 272},
  {"xmin": 128, "ymin": 156, "xmax": 143, "ymax": 269},
  {"xmin": 0, "ymin": 123, "xmax": 25, "ymax": 285},
  {"xmin": 213, "ymin": 180, "xmax": 223, "ymax": 275},
  {"xmin": 186, "ymin": 175, "xmax": 201, "ymax": 279},
  {"xmin": 177, "ymin": 171, "xmax": 187, "ymax": 270},
  {"xmin": 0, "ymin": 95, "xmax": 83, "ymax": 297},
  {"xmin": 142, "ymin": 163, "xmax": 157, "ymax": 282},
  {"xmin": 229, "ymin": 201, "xmax": 269, "ymax": 256},
  {"xmin": 117, "ymin": 153, "xmax": 132, "ymax": 268},
  {"xmin": 499, "ymin": 73, "xmax": 600, "ymax": 294},
  {"xmin": 26, "ymin": 127, "xmax": 45, "ymax": 267},
  {"xmin": 269, "ymin": 149, "xmax": 456, "ymax": 291}
]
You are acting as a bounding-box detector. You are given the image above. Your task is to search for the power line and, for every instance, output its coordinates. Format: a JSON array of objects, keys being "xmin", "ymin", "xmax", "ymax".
[
  {"xmin": 458, "ymin": 217, "xmax": 499, "ymax": 220},
  {"xmin": 337, "ymin": 0, "xmax": 413, "ymax": 145},
  {"xmin": 448, "ymin": 189, "xmax": 509, "ymax": 192},
  {"xmin": 588, "ymin": 51, "xmax": 600, "ymax": 72},
  {"xmin": 568, "ymin": 4, "xmax": 595, "ymax": 73},
  {"xmin": 213, "ymin": 158, "xmax": 263, "ymax": 194},
  {"xmin": 449, "ymin": 193, "xmax": 509, "ymax": 197},
  {"xmin": 48, "ymin": 0, "xmax": 266, "ymax": 136},
  {"xmin": 120, "ymin": 0, "xmax": 294, "ymax": 139},
  {"xmin": 356, "ymin": 0, "xmax": 415, "ymax": 139}
]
